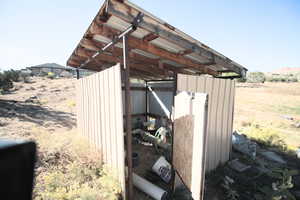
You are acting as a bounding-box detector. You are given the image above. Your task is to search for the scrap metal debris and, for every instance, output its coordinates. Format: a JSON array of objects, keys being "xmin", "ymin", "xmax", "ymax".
[
  {"xmin": 228, "ymin": 159, "xmax": 251, "ymax": 172},
  {"xmin": 259, "ymin": 151, "xmax": 287, "ymax": 164},
  {"xmin": 232, "ymin": 131, "xmax": 257, "ymax": 159}
]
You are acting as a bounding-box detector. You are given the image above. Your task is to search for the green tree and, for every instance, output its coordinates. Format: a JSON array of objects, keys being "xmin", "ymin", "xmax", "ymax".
[{"xmin": 247, "ymin": 72, "xmax": 266, "ymax": 83}]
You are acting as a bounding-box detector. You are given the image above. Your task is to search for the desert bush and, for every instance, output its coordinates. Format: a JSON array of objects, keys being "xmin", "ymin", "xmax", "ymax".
[
  {"xmin": 3, "ymin": 69, "xmax": 20, "ymax": 82},
  {"xmin": 34, "ymin": 163, "xmax": 121, "ymax": 200},
  {"xmin": 0, "ymin": 72, "xmax": 13, "ymax": 91},
  {"xmin": 30, "ymin": 129, "xmax": 121, "ymax": 200},
  {"xmin": 19, "ymin": 71, "xmax": 31, "ymax": 83},
  {"xmin": 240, "ymin": 123, "xmax": 288, "ymax": 152},
  {"xmin": 247, "ymin": 72, "xmax": 266, "ymax": 83},
  {"xmin": 255, "ymin": 168, "xmax": 298, "ymax": 200}
]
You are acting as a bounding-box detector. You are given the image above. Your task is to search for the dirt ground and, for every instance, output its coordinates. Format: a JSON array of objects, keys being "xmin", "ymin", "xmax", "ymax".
[
  {"xmin": 1, "ymin": 78, "xmax": 300, "ymax": 200},
  {"xmin": 0, "ymin": 77, "xmax": 77, "ymax": 139}
]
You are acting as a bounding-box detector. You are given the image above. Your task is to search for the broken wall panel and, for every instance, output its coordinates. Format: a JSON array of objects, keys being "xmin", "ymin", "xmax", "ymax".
[
  {"xmin": 173, "ymin": 92, "xmax": 208, "ymax": 200},
  {"xmin": 177, "ymin": 74, "xmax": 235, "ymax": 171},
  {"xmin": 76, "ymin": 64, "xmax": 126, "ymax": 198}
]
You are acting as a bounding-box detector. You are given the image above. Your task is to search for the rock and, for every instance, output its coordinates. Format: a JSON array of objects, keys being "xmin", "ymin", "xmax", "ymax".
[
  {"xmin": 281, "ymin": 115, "xmax": 294, "ymax": 121},
  {"xmin": 294, "ymin": 123, "xmax": 300, "ymax": 128},
  {"xmin": 260, "ymin": 151, "xmax": 286, "ymax": 164},
  {"xmin": 25, "ymin": 95, "xmax": 39, "ymax": 103},
  {"xmin": 228, "ymin": 159, "xmax": 251, "ymax": 172}
]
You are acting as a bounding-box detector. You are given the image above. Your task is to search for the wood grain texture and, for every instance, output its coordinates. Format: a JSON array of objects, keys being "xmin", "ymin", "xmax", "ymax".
[
  {"xmin": 173, "ymin": 115, "xmax": 194, "ymax": 188},
  {"xmin": 173, "ymin": 92, "xmax": 208, "ymax": 200}
]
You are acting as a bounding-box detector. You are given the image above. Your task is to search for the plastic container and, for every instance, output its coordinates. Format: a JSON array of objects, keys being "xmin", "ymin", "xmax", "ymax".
[{"xmin": 152, "ymin": 156, "xmax": 172, "ymax": 183}]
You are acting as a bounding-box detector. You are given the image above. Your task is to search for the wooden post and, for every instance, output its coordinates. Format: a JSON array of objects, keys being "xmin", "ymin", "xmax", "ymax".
[
  {"xmin": 123, "ymin": 35, "xmax": 134, "ymax": 199},
  {"xmin": 76, "ymin": 68, "xmax": 80, "ymax": 79},
  {"xmin": 171, "ymin": 73, "xmax": 177, "ymax": 193},
  {"xmin": 145, "ymin": 81, "xmax": 148, "ymax": 120}
]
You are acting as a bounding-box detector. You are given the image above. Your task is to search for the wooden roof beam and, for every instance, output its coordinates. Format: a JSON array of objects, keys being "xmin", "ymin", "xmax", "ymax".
[
  {"xmin": 89, "ymin": 24, "xmax": 219, "ymax": 75},
  {"xmin": 178, "ymin": 49, "xmax": 193, "ymax": 56},
  {"xmin": 75, "ymin": 46, "xmax": 170, "ymax": 78},
  {"xmin": 106, "ymin": 0, "xmax": 244, "ymax": 75},
  {"xmin": 143, "ymin": 33, "xmax": 159, "ymax": 42},
  {"xmin": 89, "ymin": 39, "xmax": 195, "ymax": 75}
]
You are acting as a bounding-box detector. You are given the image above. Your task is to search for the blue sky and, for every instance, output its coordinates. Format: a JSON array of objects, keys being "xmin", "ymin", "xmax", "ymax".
[{"xmin": 0, "ymin": 0, "xmax": 299, "ymax": 72}]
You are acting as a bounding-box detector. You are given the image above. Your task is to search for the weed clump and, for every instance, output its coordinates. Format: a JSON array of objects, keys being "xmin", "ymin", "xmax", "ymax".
[{"xmin": 30, "ymin": 128, "xmax": 121, "ymax": 200}]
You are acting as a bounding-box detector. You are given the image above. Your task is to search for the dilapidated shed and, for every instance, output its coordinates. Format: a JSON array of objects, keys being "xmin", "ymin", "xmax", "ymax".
[{"xmin": 67, "ymin": 0, "xmax": 247, "ymax": 199}]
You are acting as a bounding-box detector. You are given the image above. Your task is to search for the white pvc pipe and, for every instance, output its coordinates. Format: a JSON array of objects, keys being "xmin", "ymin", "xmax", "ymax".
[
  {"xmin": 133, "ymin": 173, "xmax": 168, "ymax": 200},
  {"xmin": 148, "ymin": 86, "xmax": 170, "ymax": 118}
]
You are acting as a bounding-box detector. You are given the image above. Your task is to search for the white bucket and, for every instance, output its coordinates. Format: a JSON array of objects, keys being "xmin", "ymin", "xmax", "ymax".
[{"xmin": 152, "ymin": 156, "xmax": 172, "ymax": 183}]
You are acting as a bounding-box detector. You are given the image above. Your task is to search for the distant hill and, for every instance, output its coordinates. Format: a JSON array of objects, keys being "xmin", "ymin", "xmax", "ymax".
[{"xmin": 272, "ymin": 67, "xmax": 300, "ymax": 74}]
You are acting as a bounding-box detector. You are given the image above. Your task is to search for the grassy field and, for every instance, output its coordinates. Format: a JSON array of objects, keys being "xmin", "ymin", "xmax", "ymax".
[{"xmin": 234, "ymin": 82, "xmax": 300, "ymax": 150}]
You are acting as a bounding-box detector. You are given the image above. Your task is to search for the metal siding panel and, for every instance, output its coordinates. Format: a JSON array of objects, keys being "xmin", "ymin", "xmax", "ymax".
[
  {"xmin": 203, "ymin": 77, "xmax": 214, "ymax": 171},
  {"xmin": 95, "ymin": 73, "xmax": 101, "ymax": 150},
  {"xmin": 177, "ymin": 74, "xmax": 187, "ymax": 91},
  {"xmin": 187, "ymin": 75, "xmax": 197, "ymax": 92},
  {"xmin": 99, "ymin": 71, "xmax": 107, "ymax": 162},
  {"xmin": 227, "ymin": 81, "xmax": 235, "ymax": 160},
  {"xmin": 220, "ymin": 80, "xmax": 229, "ymax": 163},
  {"xmin": 109, "ymin": 67, "xmax": 118, "ymax": 171},
  {"xmin": 75, "ymin": 65, "xmax": 126, "ymax": 199},
  {"xmin": 104, "ymin": 69, "xmax": 113, "ymax": 167},
  {"xmin": 114, "ymin": 65, "xmax": 126, "ymax": 195},
  {"xmin": 177, "ymin": 74, "xmax": 236, "ymax": 172},
  {"xmin": 216, "ymin": 79, "xmax": 226, "ymax": 165},
  {"xmin": 91, "ymin": 75, "xmax": 96, "ymax": 148}
]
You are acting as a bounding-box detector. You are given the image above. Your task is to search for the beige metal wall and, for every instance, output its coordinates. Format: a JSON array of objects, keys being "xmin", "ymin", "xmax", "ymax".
[
  {"xmin": 177, "ymin": 74, "xmax": 235, "ymax": 171},
  {"xmin": 76, "ymin": 64, "xmax": 126, "ymax": 197}
]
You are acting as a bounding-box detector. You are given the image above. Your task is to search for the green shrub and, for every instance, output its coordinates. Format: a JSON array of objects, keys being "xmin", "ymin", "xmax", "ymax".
[
  {"xmin": 247, "ymin": 72, "xmax": 266, "ymax": 83},
  {"xmin": 0, "ymin": 72, "xmax": 13, "ymax": 91},
  {"xmin": 240, "ymin": 123, "xmax": 288, "ymax": 152},
  {"xmin": 19, "ymin": 72, "xmax": 30, "ymax": 83},
  {"xmin": 3, "ymin": 69, "xmax": 20, "ymax": 82},
  {"xmin": 255, "ymin": 168, "xmax": 298, "ymax": 200}
]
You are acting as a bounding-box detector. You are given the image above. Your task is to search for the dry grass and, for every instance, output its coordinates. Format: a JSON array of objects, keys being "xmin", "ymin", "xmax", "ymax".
[
  {"xmin": 31, "ymin": 127, "xmax": 121, "ymax": 200},
  {"xmin": 0, "ymin": 77, "xmax": 121, "ymax": 200},
  {"xmin": 234, "ymin": 82, "xmax": 300, "ymax": 149}
]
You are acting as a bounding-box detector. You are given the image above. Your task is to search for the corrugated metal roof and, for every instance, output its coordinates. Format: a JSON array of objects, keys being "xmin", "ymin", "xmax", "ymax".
[{"xmin": 67, "ymin": 0, "xmax": 247, "ymax": 80}]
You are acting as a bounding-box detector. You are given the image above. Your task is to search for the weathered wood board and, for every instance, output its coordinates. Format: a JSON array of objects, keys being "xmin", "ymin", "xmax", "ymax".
[{"xmin": 173, "ymin": 92, "xmax": 208, "ymax": 200}]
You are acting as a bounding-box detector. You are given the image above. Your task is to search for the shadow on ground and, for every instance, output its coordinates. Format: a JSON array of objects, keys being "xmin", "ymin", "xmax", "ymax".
[{"xmin": 0, "ymin": 99, "xmax": 76, "ymax": 129}]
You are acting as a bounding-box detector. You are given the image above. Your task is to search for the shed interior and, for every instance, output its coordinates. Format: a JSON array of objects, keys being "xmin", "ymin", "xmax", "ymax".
[{"xmin": 123, "ymin": 80, "xmax": 175, "ymax": 199}]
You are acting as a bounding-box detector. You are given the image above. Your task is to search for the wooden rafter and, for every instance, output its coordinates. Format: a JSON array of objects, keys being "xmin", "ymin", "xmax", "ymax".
[
  {"xmin": 143, "ymin": 33, "xmax": 159, "ymax": 42},
  {"xmin": 105, "ymin": 0, "xmax": 244, "ymax": 75},
  {"xmin": 80, "ymin": 38, "xmax": 196, "ymax": 76},
  {"xmin": 89, "ymin": 23, "xmax": 219, "ymax": 75},
  {"xmin": 73, "ymin": 46, "xmax": 171, "ymax": 77}
]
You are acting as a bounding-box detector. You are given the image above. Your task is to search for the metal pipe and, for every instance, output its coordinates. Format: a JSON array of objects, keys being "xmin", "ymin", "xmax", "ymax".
[
  {"xmin": 147, "ymin": 86, "xmax": 170, "ymax": 118},
  {"xmin": 133, "ymin": 173, "xmax": 168, "ymax": 200},
  {"xmin": 79, "ymin": 12, "xmax": 144, "ymax": 70}
]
